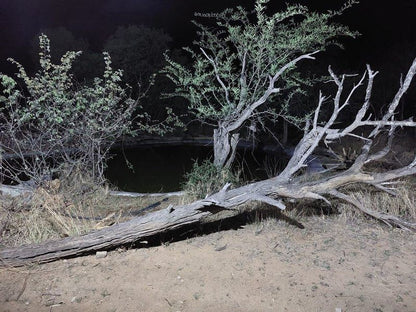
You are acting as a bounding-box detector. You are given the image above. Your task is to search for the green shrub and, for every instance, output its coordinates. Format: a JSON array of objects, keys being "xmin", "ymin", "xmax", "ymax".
[
  {"xmin": 0, "ymin": 34, "xmax": 177, "ymax": 185},
  {"xmin": 182, "ymin": 159, "xmax": 241, "ymax": 200}
]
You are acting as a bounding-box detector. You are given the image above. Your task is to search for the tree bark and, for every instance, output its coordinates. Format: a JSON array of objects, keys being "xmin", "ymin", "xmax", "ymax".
[
  {"xmin": 213, "ymin": 125, "xmax": 239, "ymax": 168},
  {"xmin": 210, "ymin": 52, "xmax": 320, "ymax": 169}
]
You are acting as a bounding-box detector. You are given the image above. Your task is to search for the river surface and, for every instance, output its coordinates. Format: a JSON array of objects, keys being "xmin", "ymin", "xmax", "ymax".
[{"xmin": 105, "ymin": 145, "xmax": 287, "ymax": 192}]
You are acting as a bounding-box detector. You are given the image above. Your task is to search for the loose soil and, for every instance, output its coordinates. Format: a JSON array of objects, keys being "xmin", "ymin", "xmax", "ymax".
[{"xmin": 1, "ymin": 216, "xmax": 415, "ymax": 312}]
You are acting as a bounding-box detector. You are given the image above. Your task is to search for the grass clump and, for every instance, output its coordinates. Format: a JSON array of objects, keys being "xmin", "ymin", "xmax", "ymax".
[
  {"xmin": 182, "ymin": 159, "xmax": 241, "ymax": 201},
  {"xmin": 0, "ymin": 179, "xmax": 102, "ymax": 247},
  {"xmin": 0, "ymin": 172, "xmax": 178, "ymax": 247},
  {"xmin": 338, "ymin": 180, "xmax": 416, "ymax": 224}
]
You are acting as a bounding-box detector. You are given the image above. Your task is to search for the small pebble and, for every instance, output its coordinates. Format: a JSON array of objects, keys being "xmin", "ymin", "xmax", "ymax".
[
  {"xmin": 215, "ymin": 244, "xmax": 227, "ymax": 251},
  {"xmin": 71, "ymin": 296, "xmax": 82, "ymax": 303},
  {"xmin": 96, "ymin": 251, "xmax": 108, "ymax": 259}
]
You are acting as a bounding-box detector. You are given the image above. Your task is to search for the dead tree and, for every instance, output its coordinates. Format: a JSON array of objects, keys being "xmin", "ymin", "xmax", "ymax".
[{"xmin": 1, "ymin": 60, "xmax": 416, "ymax": 267}]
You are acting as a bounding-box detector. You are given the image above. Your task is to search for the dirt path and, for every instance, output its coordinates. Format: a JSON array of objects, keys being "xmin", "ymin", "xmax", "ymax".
[{"xmin": 1, "ymin": 216, "xmax": 415, "ymax": 312}]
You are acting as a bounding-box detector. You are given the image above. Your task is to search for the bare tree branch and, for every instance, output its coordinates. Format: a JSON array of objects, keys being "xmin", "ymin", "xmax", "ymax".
[
  {"xmin": 228, "ymin": 51, "xmax": 320, "ymax": 132},
  {"xmin": 200, "ymin": 47, "xmax": 232, "ymax": 106}
]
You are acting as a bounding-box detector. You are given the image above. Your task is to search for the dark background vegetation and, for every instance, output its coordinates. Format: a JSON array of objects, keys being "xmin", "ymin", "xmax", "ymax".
[{"xmin": 1, "ymin": 0, "xmax": 415, "ymax": 117}]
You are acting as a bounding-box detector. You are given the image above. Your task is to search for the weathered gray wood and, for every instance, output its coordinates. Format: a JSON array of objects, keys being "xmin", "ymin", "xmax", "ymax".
[
  {"xmin": 1, "ymin": 160, "xmax": 415, "ymax": 267},
  {"xmin": 109, "ymin": 190, "xmax": 185, "ymax": 198},
  {"xmin": 0, "ymin": 184, "xmax": 33, "ymax": 197},
  {"xmin": 1, "ymin": 185, "xmax": 185, "ymax": 199},
  {"xmin": 0, "ymin": 200, "xmax": 213, "ymax": 266}
]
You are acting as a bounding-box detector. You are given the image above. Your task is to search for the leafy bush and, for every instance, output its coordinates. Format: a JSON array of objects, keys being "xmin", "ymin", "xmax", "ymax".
[
  {"xmin": 0, "ymin": 34, "xmax": 169, "ymax": 185},
  {"xmin": 182, "ymin": 159, "xmax": 241, "ymax": 200}
]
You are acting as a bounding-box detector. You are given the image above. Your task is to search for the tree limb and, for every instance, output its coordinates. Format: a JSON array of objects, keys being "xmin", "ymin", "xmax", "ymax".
[
  {"xmin": 228, "ymin": 51, "xmax": 320, "ymax": 132},
  {"xmin": 200, "ymin": 47, "xmax": 232, "ymax": 106}
]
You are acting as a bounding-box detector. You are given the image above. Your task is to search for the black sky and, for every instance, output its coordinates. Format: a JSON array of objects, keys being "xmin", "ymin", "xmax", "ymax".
[{"xmin": 1, "ymin": 0, "xmax": 416, "ymax": 75}]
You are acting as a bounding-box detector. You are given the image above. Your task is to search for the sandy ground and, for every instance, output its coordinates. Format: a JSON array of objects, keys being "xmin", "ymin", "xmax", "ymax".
[{"xmin": 0, "ymin": 216, "xmax": 415, "ymax": 312}]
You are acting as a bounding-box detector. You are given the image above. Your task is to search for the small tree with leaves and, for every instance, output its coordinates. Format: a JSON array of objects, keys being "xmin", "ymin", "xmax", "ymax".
[
  {"xmin": 163, "ymin": 0, "xmax": 358, "ymax": 168},
  {"xmin": 0, "ymin": 35, "xmax": 172, "ymax": 186}
]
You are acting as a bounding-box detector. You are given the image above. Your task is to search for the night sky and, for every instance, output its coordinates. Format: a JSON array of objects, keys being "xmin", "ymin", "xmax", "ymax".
[{"xmin": 1, "ymin": 0, "xmax": 415, "ymax": 79}]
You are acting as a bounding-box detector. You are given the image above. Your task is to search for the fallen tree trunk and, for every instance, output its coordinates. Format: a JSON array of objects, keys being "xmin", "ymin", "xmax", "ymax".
[
  {"xmin": 1, "ymin": 161, "xmax": 415, "ymax": 267},
  {"xmin": 0, "ymin": 184, "xmax": 33, "ymax": 197},
  {"xmin": 109, "ymin": 190, "xmax": 185, "ymax": 198},
  {"xmin": 1, "ymin": 61, "xmax": 416, "ymax": 267},
  {"xmin": 0, "ymin": 184, "xmax": 186, "ymax": 199},
  {"xmin": 0, "ymin": 198, "xmax": 215, "ymax": 266}
]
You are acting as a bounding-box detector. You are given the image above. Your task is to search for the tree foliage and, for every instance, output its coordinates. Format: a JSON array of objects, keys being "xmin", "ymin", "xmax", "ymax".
[
  {"xmin": 163, "ymin": 0, "xmax": 358, "ymax": 128},
  {"xmin": 30, "ymin": 27, "xmax": 103, "ymax": 81},
  {"xmin": 163, "ymin": 0, "xmax": 358, "ymax": 168},
  {"xmin": 0, "ymin": 35, "xmax": 169, "ymax": 185}
]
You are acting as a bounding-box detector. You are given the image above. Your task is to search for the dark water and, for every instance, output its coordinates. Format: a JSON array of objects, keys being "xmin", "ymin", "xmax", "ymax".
[{"xmin": 105, "ymin": 145, "xmax": 288, "ymax": 193}]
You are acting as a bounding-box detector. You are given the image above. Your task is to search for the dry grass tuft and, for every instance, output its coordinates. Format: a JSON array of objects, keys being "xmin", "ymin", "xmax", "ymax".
[
  {"xmin": 0, "ymin": 176, "xmax": 177, "ymax": 247},
  {"xmin": 0, "ymin": 180, "xmax": 103, "ymax": 247},
  {"xmin": 338, "ymin": 180, "xmax": 416, "ymax": 224}
]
